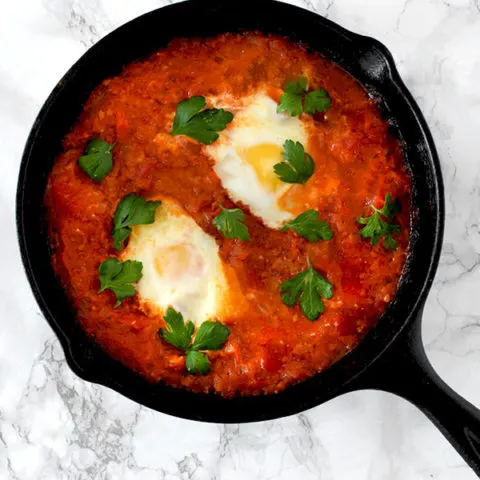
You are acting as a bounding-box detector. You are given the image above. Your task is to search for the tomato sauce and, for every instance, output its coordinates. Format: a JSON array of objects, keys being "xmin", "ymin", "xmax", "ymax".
[{"xmin": 45, "ymin": 34, "xmax": 411, "ymax": 396}]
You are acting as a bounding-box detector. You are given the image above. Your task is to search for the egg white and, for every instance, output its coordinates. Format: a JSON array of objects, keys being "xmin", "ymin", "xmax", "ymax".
[
  {"xmin": 206, "ymin": 92, "xmax": 309, "ymax": 228},
  {"xmin": 121, "ymin": 198, "xmax": 231, "ymax": 327}
]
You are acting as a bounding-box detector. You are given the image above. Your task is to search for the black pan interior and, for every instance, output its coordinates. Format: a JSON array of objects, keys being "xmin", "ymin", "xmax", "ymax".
[{"xmin": 16, "ymin": 0, "xmax": 443, "ymax": 422}]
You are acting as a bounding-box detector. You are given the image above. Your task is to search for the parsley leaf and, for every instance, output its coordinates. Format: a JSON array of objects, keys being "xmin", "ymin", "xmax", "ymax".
[
  {"xmin": 77, "ymin": 139, "xmax": 114, "ymax": 182},
  {"xmin": 112, "ymin": 194, "xmax": 161, "ymax": 250},
  {"xmin": 170, "ymin": 96, "xmax": 234, "ymax": 145},
  {"xmin": 186, "ymin": 321, "xmax": 230, "ymax": 374},
  {"xmin": 160, "ymin": 307, "xmax": 195, "ymax": 351},
  {"xmin": 213, "ymin": 206, "xmax": 249, "ymax": 241},
  {"xmin": 377, "ymin": 193, "xmax": 401, "ymax": 219},
  {"xmin": 285, "ymin": 77, "xmax": 308, "ymax": 94},
  {"xmin": 280, "ymin": 259, "xmax": 333, "ymax": 321},
  {"xmin": 190, "ymin": 321, "xmax": 230, "ymax": 351},
  {"xmin": 274, "ymin": 140, "xmax": 315, "ymax": 184},
  {"xmin": 98, "ymin": 258, "xmax": 143, "ymax": 307},
  {"xmin": 358, "ymin": 194, "xmax": 401, "ymax": 251},
  {"xmin": 304, "ymin": 89, "xmax": 331, "ymax": 115},
  {"xmin": 277, "ymin": 77, "xmax": 331, "ymax": 117},
  {"xmin": 281, "ymin": 210, "xmax": 333, "ymax": 242},
  {"xmin": 186, "ymin": 351, "xmax": 211, "ymax": 375},
  {"xmin": 277, "ymin": 78, "xmax": 307, "ymax": 116},
  {"xmin": 158, "ymin": 308, "xmax": 230, "ymax": 375}
]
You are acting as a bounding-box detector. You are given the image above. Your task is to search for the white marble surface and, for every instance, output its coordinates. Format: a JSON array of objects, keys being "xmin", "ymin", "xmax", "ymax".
[{"xmin": 1, "ymin": 0, "xmax": 480, "ymax": 478}]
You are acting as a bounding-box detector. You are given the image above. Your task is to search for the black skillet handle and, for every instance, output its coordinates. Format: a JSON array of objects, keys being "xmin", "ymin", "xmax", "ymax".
[{"xmin": 360, "ymin": 311, "xmax": 480, "ymax": 476}]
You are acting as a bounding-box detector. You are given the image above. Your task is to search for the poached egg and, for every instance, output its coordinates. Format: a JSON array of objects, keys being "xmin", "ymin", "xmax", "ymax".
[
  {"xmin": 121, "ymin": 198, "xmax": 238, "ymax": 326},
  {"xmin": 206, "ymin": 92, "xmax": 311, "ymax": 228}
]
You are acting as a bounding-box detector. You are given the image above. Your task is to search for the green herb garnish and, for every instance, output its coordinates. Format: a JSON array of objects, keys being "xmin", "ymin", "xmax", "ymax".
[
  {"xmin": 160, "ymin": 307, "xmax": 195, "ymax": 351},
  {"xmin": 274, "ymin": 140, "xmax": 314, "ymax": 184},
  {"xmin": 185, "ymin": 351, "xmax": 211, "ymax": 375},
  {"xmin": 189, "ymin": 321, "xmax": 231, "ymax": 351},
  {"xmin": 358, "ymin": 194, "xmax": 401, "ymax": 250},
  {"xmin": 77, "ymin": 138, "xmax": 114, "ymax": 182},
  {"xmin": 112, "ymin": 194, "xmax": 161, "ymax": 250},
  {"xmin": 277, "ymin": 77, "xmax": 331, "ymax": 117},
  {"xmin": 170, "ymin": 96, "xmax": 233, "ymax": 145},
  {"xmin": 98, "ymin": 258, "xmax": 143, "ymax": 307},
  {"xmin": 160, "ymin": 308, "xmax": 230, "ymax": 375},
  {"xmin": 280, "ymin": 259, "xmax": 333, "ymax": 321},
  {"xmin": 281, "ymin": 210, "xmax": 333, "ymax": 242},
  {"xmin": 304, "ymin": 88, "xmax": 332, "ymax": 115},
  {"xmin": 213, "ymin": 206, "xmax": 249, "ymax": 241}
]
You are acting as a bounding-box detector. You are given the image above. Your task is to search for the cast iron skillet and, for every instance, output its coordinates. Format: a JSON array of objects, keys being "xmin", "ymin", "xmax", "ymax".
[{"xmin": 16, "ymin": 0, "xmax": 480, "ymax": 474}]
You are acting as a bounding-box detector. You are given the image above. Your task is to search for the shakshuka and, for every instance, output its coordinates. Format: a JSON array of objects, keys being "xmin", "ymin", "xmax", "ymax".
[{"xmin": 45, "ymin": 33, "xmax": 411, "ymax": 396}]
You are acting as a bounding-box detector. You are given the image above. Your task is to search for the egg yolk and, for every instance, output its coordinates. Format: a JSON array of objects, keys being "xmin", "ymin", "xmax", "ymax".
[
  {"xmin": 242, "ymin": 143, "xmax": 284, "ymax": 191},
  {"xmin": 154, "ymin": 244, "xmax": 205, "ymax": 282}
]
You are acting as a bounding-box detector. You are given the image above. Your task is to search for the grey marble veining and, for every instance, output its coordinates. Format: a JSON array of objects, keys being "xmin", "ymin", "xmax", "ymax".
[{"xmin": 1, "ymin": 0, "xmax": 480, "ymax": 478}]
